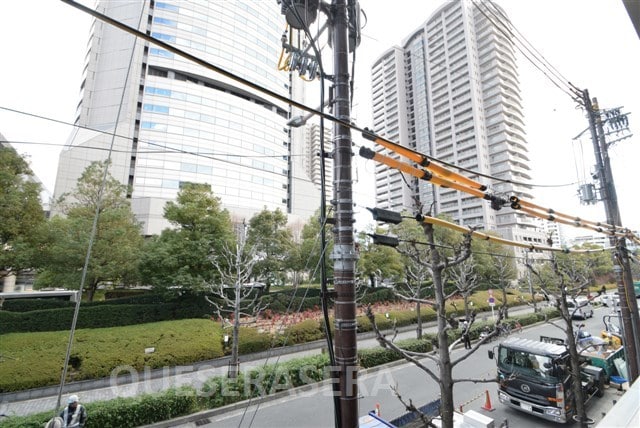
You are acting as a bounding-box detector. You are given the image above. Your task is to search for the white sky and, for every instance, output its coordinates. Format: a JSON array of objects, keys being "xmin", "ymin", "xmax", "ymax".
[{"xmin": 0, "ymin": 0, "xmax": 638, "ymax": 237}]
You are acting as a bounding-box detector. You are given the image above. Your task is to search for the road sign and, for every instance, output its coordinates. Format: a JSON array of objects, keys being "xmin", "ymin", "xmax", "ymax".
[{"xmin": 488, "ymin": 297, "xmax": 495, "ymax": 306}]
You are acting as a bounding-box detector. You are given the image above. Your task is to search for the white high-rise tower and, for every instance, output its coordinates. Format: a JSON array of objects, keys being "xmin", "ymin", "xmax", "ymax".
[{"xmin": 371, "ymin": 0, "xmax": 544, "ymax": 249}]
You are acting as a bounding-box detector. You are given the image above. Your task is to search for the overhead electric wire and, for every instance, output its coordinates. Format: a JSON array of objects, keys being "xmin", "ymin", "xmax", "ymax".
[
  {"xmin": 0, "ymin": 106, "xmax": 302, "ymax": 179},
  {"xmin": 484, "ymin": 0, "xmax": 573, "ymax": 87},
  {"xmin": 416, "ymin": 214, "xmax": 614, "ymax": 254},
  {"xmin": 359, "ymin": 142, "xmax": 640, "ymax": 244},
  {"xmin": 54, "ymin": 1, "xmax": 146, "ymax": 415},
  {"xmin": 510, "ymin": 196, "xmax": 634, "ymax": 236},
  {"xmin": 237, "ymin": 224, "xmax": 331, "ymax": 428},
  {"xmin": 471, "ymin": 0, "xmax": 578, "ymax": 101},
  {"xmin": 1, "ymin": 137, "xmax": 305, "ymax": 159},
  {"xmin": 59, "ymin": 0, "xmax": 577, "ymax": 198},
  {"xmin": 360, "ymin": 147, "xmax": 481, "ymax": 197},
  {"xmin": 396, "ymin": 236, "xmax": 581, "ymax": 263},
  {"xmin": 360, "ymin": 129, "xmax": 577, "ymax": 189},
  {"xmin": 60, "ymin": 1, "xmax": 636, "ymax": 246}
]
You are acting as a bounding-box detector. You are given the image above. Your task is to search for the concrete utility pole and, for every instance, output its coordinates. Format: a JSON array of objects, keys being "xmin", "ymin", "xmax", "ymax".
[
  {"xmin": 278, "ymin": 0, "xmax": 358, "ymax": 424},
  {"xmin": 330, "ymin": 1, "xmax": 359, "ymax": 426},
  {"xmin": 581, "ymin": 89, "xmax": 640, "ymax": 381}
]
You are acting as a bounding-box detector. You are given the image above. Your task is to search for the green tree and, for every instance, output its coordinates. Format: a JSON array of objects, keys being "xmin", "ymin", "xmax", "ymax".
[
  {"xmin": 0, "ymin": 146, "xmax": 45, "ymax": 279},
  {"xmin": 291, "ymin": 208, "xmax": 333, "ymax": 284},
  {"xmin": 33, "ymin": 161, "xmax": 143, "ymax": 301},
  {"xmin": 568, "ymin": 243, "xmax": 614, "ymax": 283},
  {"xmin": 246, "ymin": 208, "xmax": 294, "ymax": 290},
  {"xmin": 139, "ymin": 183, "xmax": 234, "ymax": 292},
  {"xmin": 357, "ymin": 227, "xmax": 404, "ymax": 287}
]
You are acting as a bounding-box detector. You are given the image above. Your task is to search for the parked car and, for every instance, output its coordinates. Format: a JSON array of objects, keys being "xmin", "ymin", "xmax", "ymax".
[
  {"xmin": 567, "ymin": 297, "xmax": 594, "ymax": 319},
  {"xmin": 594, "ymin": 293, "xmax": 620, "ymax": 308}
]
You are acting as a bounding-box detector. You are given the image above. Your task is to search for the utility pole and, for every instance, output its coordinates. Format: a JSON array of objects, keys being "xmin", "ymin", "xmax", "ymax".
[
  {"xmin": 581, "ymin": 89, "xmax": 640, "ymax": 381},
  {"xmin": 278, "ymin": 1, "xmax": 359, "ymax": 425},
  {"xmin": 330, "ymin": 1, "xmax": 359, "ymax": 426}
]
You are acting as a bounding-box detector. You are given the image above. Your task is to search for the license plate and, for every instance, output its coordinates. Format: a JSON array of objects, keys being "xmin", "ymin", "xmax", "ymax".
[{"xmin": 521, "ymin": 403, "xmax": 533, "ymax": 412}]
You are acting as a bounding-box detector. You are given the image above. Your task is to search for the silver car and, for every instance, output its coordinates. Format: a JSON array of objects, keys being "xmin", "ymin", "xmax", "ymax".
[{"xmin": 567, "ymin": 297, "xmax": 594, "ymax": 319}]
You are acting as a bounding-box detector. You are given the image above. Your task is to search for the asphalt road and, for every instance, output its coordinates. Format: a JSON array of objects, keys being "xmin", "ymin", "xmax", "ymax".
[{"xmin": 154, "ymin": 305, "xmax": 625, "ymax": 428}]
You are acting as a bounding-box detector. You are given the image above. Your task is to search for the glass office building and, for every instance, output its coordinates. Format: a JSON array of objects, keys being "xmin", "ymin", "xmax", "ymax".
[{"xmin": 54, "ymin": 1, "xmax": 320, "ymax": 235}]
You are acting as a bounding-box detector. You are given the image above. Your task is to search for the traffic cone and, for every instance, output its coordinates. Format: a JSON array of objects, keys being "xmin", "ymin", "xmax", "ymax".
[
  {"xmin": 375, "ymin": 403, "xmax": 381, "ymax": 416},
  {"xmin": 482, "ymin": 389, "xmax": 495, "ymax": 411}
]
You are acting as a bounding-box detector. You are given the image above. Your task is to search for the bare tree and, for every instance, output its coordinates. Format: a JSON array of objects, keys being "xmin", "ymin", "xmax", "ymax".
[
  {"xmin": 206, "ymin": 239, "xmax": 266, "ymax": 378},
  {"xmin": 525, "ymin": 255, "xmax": 596, "ymax": 427},
  {"xmin": 488, "ymin": 249, "xmax": 517, "ymax": 319},
  {"xmin": 447, "ymin": 256, "xmax": 479, "ymax": 322},
  {"xmin": 401, "ymin": 262, "xmax": 433, "ymax": 339},
  {"xmin": 368, "ymin": 216, "xmax": 503, "ymax": 428}
]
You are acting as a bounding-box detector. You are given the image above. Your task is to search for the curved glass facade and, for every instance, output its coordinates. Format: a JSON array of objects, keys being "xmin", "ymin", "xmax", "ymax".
[{"xmin": 53, "ymin": 1, "xmax": 317, "ymax": 235}]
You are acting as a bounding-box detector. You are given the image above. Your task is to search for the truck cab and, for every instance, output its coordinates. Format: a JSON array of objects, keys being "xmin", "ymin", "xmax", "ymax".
[{"xmin": 490, "ymin": 337, "xmax": 605, "ymax": 423}]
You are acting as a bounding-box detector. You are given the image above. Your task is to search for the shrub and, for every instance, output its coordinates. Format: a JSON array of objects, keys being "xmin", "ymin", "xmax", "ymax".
[
  {"xmin": 0, "ymin": 319, "xmax": 224, "ymax": 392},
  {"xmin": 358, "ymin": 337, "xmax": 433, "ymax": 368},
  {"xmin": 283, "ymin": 319, "xmax": 325, "ymax": 344},
  {"xmin": 0, "ymin": 387, "xmax": 199, "ymax": 428},
  {"xmin": 237, "ymin": 327, "xmax": 274, "ymax": 354}
]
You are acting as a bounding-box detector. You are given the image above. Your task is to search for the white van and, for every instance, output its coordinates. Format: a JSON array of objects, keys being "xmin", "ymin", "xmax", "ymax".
[{"xmin": 567, "ymin": 297, "xmax": 594, "ymax": 319}]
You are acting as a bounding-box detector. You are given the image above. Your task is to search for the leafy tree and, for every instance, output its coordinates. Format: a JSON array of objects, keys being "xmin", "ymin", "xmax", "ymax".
[
  {"xmin": 0, "ymin": 146, "xmax": 45, "ymax": 279},
  {"xmin": 567, "ymin": 243, "xmax": 614, "ymax": 283},
  {"xmin": 293, "ymin": 208, "xmax": 333, "ymax": 284},
  {"xmin": 357, "ymin": 227, "xmax": 404, "ymax": 287},
  {"xmin": 33, "ymin": 161, "xmax": 143, "ymax": 301},
  {"xmin": 139, "ymin": 183, "xmax": 234, "ymax": 292},
  {"xmin": 246, "ymin": 208, "xmax": 294, "ymax": 290}
]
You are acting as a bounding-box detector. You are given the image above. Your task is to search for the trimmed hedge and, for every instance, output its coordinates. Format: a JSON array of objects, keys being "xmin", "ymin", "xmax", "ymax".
[
  {"xmin": 0, "ymin": 387, "xmax": 198, "ymax": 428},
  {"xmin": 0, "ymin": 319, "xmax": 224, "ymax": 392},
  {"xmin": 0, "ymin": 295, "xmax": 212, "ymax": 334},
  {"xmin": 0, "ymin": 287, "xmax": 406, "ymax": 334},
  {"xmin": 282, "ymin": 319, "xmax": 325, "ymax": 344},
  {"xmin": 358, "ymin": 337, "xmax": 434, "ymax": 368}
]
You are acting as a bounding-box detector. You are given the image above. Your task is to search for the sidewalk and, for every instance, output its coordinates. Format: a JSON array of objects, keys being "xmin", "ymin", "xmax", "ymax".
[{"xmin": 0, "ymin": 305, "xmax": 534, "ymax": 418}]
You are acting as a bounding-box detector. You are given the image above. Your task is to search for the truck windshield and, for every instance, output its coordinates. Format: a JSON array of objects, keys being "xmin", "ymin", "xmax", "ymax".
[{"xmin": 498, "ymin": 346, "xmax": 559, "ymax": 383}]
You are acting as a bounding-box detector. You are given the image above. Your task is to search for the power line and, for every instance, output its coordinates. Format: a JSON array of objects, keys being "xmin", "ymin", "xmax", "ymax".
[
  {"xmin": 471, "ymin": 0, "xmax": 578, "ymax": 101},
  {"xmin": 58, "ymin": 0, "xmax": 578, "ymax": 199},
  {"xmin": 0, "ymin": 107, "xmax": 304, "ymax": 179},
  {"xmin": 485, "ymin": 0, "xmax": 573, "ymax": 87},
  {"xmin": 2, "ymin": 138, "xmax": 304, "ymax": 159}
]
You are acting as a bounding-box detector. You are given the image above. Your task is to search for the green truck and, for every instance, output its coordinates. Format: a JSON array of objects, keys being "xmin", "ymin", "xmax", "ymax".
[{"xmin": 582, "ymin": 346, "xmax": 625, "ymax": 380}]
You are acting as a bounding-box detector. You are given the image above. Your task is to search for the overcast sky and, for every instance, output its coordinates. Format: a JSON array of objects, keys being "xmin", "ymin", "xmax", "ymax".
[{"xmin": 1, "ymin": 0, "xmax": 638, "ymax": 237}]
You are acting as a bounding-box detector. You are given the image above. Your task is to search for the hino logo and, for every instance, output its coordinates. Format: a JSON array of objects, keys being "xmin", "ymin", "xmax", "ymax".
[{"xmin": 521, "ymin": 384, "xmax": 531, "ymax": 393}]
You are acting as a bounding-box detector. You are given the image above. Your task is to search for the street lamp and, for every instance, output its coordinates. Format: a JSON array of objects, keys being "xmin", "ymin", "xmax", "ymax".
[{"xmin": 286, "ymin": 96, "xmax": 332, "ymax": 128}]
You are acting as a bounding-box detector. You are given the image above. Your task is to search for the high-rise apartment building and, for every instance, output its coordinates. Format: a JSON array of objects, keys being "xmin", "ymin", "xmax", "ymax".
[
  {"xmin": 371, "ymin": 0, "xmax": 544, "ymax": 250},
  {"xmin": 53, "ymin": 1, "xmax": 320, "ymax": 235}
]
